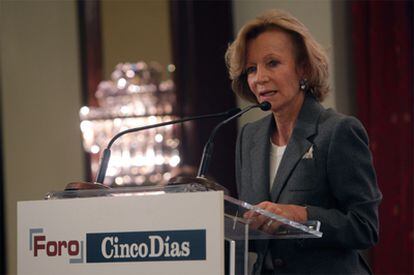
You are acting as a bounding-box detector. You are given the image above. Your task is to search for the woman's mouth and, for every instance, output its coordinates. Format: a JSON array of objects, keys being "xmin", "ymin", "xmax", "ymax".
[{"xmin": 259, "ymin": 90, "xmax": 277, "ymax": 99}]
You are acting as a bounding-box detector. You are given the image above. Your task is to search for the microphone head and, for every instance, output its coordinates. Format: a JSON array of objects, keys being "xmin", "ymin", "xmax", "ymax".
[{"xmin": 259, "ymin": 101, "xmax": 271, "ymax": 111}]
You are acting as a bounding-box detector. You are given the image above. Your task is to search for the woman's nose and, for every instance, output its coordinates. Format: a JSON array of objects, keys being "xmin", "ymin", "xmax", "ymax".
[{"xmin": 254, "ymin": 66, "xmax": 269, "ymax": 84}]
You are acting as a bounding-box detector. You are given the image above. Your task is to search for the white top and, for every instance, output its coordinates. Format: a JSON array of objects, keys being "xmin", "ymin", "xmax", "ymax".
[
  {"xmin": 269, "ymin": 141, "xmax": 286, "ymax": 192},
  {"xmin": 265, "ymin": 141, "xmax": 287, "ymax": 270}
]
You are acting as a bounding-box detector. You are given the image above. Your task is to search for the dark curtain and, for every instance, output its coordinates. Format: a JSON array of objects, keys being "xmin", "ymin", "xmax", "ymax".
[
  {"xmin": 351, "ymin": 1, "xmax": 413, "ymax": 274},
  {"xmin": 170, "ymin": 0, "xmax": 237, "ymax": 195},
  {"xmin": 77, "ymin": 0, "xmax": 102, "ymax": 181}
]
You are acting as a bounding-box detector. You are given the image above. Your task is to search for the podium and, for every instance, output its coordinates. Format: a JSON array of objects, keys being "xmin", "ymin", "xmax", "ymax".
[{"xmin": 18, "ymin": 183, "xmax": 322, "ymax": 275}]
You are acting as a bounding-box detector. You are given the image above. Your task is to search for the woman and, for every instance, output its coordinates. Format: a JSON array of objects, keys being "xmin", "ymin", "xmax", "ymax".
[{"xmin": 225, "ymin": 10, "xmax": 382, "ymax": 274}]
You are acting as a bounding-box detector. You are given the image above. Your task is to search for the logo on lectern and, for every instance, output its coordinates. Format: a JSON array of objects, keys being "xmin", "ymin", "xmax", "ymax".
[
  {"xmin": 29, "ymin": 228, "xmax": 84, "ymax": 264},
  {"xmin": 29, "ymin": 228, "xmax": 206, "ymax": 264}
]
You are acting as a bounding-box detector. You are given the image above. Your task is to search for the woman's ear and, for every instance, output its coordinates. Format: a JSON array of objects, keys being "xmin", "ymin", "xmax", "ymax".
[
  {"xmin": 302, "ymin": 58, "xmax": 312, "ymax": 76},
  {"xmin": 295, "ymin": 61, "xmax": 306, "ymax": 79}
]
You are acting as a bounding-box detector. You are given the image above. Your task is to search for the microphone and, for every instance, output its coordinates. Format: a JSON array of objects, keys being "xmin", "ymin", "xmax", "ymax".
[
  {"xmin": 197, "ymin": 101, "xmax": 271, "ymax": 178},
  {"xmin": 94, "ymin": 106, "xmax": 242, "ymax": 184}
]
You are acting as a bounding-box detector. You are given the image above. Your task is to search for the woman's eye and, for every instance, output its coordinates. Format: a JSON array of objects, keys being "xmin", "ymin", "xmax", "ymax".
[
  {"xmin": 245, "ymin": 66, "xmax": 256, "ymax": 75},
  {"xmin": 268, "ymin": 60, "xmax": 279, "ymax": 67}
]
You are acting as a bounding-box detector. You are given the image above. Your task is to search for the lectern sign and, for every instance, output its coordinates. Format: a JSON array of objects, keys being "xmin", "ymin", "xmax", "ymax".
[
  {"xmin": 18, "ymin": 192, "xmax": 223, "ymax": 275},
  {"xmin": 86, "ymin": 229, "xmax": 206, "ymax": 262}
]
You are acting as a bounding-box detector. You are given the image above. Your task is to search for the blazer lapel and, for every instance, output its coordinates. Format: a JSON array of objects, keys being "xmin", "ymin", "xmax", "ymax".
[
  {"xmin": 270, "ymin": 95, "xmax": 324, "ymax": 202},
  {"xmin": 248, "ymin": 115, "xmax": 273, "ymax": 203}
]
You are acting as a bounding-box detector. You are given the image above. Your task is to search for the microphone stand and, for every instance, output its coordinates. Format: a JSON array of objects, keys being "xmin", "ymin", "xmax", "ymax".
[{"xmin": 65, "ymin": 107, "xmax": 241, "ymax": 190}]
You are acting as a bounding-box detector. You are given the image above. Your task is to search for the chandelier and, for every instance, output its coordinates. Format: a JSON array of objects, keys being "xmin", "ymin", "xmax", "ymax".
[{"xmin": 79, "ymin": 62, "xmax": 180, "ymax": 187}]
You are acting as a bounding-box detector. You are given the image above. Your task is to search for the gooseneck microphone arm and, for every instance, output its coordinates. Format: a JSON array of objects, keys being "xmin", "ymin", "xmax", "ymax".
[
  {"xmin": 197, "ymin": 101, "xmax": 271, "ymax": 178},
  {"xmin": 95, "ymin": 107, "xmax": 241, "ymax": 184}
]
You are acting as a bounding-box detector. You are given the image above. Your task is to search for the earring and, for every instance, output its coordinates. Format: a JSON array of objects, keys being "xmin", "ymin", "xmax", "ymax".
[{"xmin": 299, "ymin": 78, "xmax": 308, "ymax": 91}]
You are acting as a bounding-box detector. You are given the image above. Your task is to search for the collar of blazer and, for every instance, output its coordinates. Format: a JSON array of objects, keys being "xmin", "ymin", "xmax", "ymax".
[{"xmin": 249, "ymin": 94, "xmax": 325, "ymax": 202}]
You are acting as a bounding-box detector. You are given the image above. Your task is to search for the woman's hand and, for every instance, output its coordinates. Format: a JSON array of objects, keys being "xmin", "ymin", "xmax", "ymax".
[{"xmin": 243, "ymin": 201, "xmax": 308, "ymax": 233}]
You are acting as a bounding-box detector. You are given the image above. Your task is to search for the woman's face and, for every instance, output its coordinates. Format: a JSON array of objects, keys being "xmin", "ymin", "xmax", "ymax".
[{"xmin": 245, "ymin": 29, "xmax": 304, "ymax": 114}]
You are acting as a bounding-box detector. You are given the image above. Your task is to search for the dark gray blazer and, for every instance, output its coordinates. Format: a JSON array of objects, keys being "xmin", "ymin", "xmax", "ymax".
[{"xmin": 236, "ymin": 94, "xmax": 382, "ymax": 274}]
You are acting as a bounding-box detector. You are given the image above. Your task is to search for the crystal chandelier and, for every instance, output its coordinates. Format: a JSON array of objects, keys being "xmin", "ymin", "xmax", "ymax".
[{"xmin": 79, "ymin": 62, "xmax": 180, "ymax": 186}]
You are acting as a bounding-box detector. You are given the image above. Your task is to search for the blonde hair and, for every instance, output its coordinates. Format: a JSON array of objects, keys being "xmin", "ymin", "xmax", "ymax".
[{"xmin": 225, "ymin": 9, "xmax": 329, "ymax": 102}]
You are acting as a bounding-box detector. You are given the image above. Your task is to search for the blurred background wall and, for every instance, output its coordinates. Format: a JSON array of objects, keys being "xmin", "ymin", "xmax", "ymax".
[
  {"xmin": 100, "ymin": 0, "xmax": 172, "ymax": 79},
  {"xmin": 1, "ymin": 1, "xmax": 85, "ymax": 274}
]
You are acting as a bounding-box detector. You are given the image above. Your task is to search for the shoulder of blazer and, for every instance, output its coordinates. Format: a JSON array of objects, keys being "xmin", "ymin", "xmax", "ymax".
[
  {"xmin": 243, "ymin": 114, "xmax": 272, "ymax": 131},
  {"xmin": 240, "ymin": 114, "xmax": 273, "ymax": 143},
  {"xmin": 318, "ymin": 108, "xmax": 367, "ymax": 138}
]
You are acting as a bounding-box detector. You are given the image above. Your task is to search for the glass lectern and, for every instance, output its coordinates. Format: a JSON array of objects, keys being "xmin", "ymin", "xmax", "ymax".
[{"xmin": 46, "ymin": 183, "xmax": 322, "ymax": 275}]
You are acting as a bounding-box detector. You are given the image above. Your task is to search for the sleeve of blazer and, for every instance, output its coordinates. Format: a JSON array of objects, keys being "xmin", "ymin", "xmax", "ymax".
[{"xmin": 307, "ymin": 116, "xmax": 382, "ymax": 249}]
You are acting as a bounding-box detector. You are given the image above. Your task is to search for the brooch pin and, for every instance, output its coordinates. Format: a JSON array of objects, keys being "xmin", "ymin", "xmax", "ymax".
[{"xmin": 302, "ymin": 146, "xmax": 314, "ymax": 159}]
